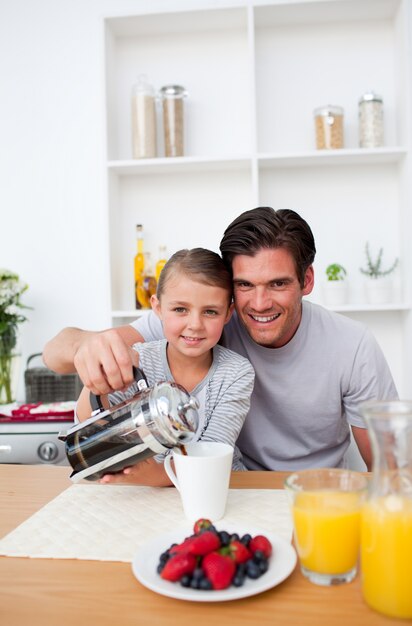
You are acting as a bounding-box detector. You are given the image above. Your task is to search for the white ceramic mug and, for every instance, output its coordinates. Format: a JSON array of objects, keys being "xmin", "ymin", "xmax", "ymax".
[{"xmin": 164, "ymin": 441, "xmax": 234, "ymax": 522}]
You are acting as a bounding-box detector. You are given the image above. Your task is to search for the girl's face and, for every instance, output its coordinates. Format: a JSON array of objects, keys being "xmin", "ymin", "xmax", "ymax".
[{"xmin": 151, "ymin": 273, "xmax": 233, "ymax": 359}]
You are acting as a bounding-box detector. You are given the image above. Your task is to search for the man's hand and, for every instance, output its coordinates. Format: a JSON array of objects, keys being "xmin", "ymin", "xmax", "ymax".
[
  {"xmin": 73, "ymin": 327, "xmax": 140, "ymax": 395},
  {"xmin": 43, "ymin": 324, "xmax": 144, "ymax": 395}
]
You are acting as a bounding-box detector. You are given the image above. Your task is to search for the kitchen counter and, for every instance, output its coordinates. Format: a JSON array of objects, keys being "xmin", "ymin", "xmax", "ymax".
[{"xmin": 0, "ymin": 464, "xmax": 400, "ymax": 626}]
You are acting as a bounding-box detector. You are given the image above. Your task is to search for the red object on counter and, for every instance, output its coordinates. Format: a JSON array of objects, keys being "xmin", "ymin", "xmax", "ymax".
[{"xmin": 0, "ymin": 402, "xmax": 75, "ymax": 422}]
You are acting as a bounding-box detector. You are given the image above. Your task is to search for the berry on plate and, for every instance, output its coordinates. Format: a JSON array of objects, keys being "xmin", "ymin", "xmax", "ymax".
[
  {"xmin": 249, "ymin": 535, "xmax": 273, "ymax": 559},
  {"xmin": 187, "ymin": 530, "xmax": 221, "ymax": 556},
  {"xmin": 193, "ymin": 518, "xmax": 213, "ymax": 534},
  {"xmin": 202, "ymin": 552, "xmax": 236, "ymax": 590},
  {"xmin": 226, "ymin": 539, "xmax": 252, "ymax": 564},
  {"xmin": 156, "ymin": 522, "xmax": 273, "ymax": 591},
  {"xmin": 160, "ymin": 552, "xmax": 196, "ymax": 582}
]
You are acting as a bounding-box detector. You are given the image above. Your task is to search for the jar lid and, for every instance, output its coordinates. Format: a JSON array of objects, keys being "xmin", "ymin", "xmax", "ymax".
[
  {"xmin": 313, "ymin": 105, "xmax": 344, "ymax": 117},
  {"xmin": 132, "ymin": 74, "xmax": 155, "ymax": 95},
  {"xmin": 159, "ymin": 85, "xmax": 187, "ymax": 98},
  {"xmin": 359, "ymin": 92, "xmax": 383, "ymax": 104}
]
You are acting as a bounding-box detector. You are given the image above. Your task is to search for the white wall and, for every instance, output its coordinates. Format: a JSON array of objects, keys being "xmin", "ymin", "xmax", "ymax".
[
  {"xmin": 0, "ymin": 0, "xmax": 203, "ymax": 398},
  {"xmin": 0, "ymin": 0, "xmax": 408, "ymax": 400}
]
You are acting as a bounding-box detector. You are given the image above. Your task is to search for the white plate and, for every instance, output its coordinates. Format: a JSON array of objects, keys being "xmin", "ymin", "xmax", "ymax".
[{"xmin": 132, "ymin": 524, "xmax": 297, "ymax": 602}]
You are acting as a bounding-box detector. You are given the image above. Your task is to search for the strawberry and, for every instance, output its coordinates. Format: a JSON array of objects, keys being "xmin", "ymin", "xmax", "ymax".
[
  {"xmin": 169, "ymin": 536, "xmax": 195, "ymax": 554},
  {"xmin": 249, "ymin": 535, "xmax": 272, "ymax": 559},
  {"xmin": 188, "ymin": 530, "xmax": 221, "ymax": 556},
  {"xmin": 160, "ymin": 552, "xmax": 196, "ymax": 582},
  {"xmin": 202, "ymin": 552, "xmax": 236, "ymax": 590},
  {"xmin": 226, "ymin": 540, "xmax": 251, "ymax": 564},
  {"xmin": 193, "ymin": 518, "xmax": 213, "ymax": 534}
]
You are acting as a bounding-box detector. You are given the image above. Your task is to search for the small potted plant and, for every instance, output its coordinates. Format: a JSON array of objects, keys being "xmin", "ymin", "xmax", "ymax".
[
  {"xmin": 322, "ymin": 263, "xmax": 348, "ymax": 306},
  {"xmin": 360, "ymin": 242, "xmax": 398, "ymax": 304}
]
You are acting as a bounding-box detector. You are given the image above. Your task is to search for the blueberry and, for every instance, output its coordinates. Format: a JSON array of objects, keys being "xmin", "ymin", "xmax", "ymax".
[
  {"xmin": 253, "ymin": 550, "xmax": 265, "ymax": 562},
  {"xmin": 156, "ymin": 563, "xmax": 164, "ymax": 574},
  {"xmin": 218, "ymin": 531, "xmax": 231, "ymax": 546},
  {"xmin": 159, "ymin": 551, "xmax": 170, "ymax": 564},
  {"xmin": 192, "ymin": 567, "xmax": 204, "ymax": 580},
  {"xmin": 258, "ymin": 559, "xmax": 269, "ymax": 574},
  {"xmin": 230, "ymin": 533, "xmax": 240, "ymax": 542},
  {"xmin": 233, "ymin": 573, "xmax": 245, "ymax": 587},
  {"xmin": 236, "ymin": 563, "xmax": 246, "ymax": 576},
  {"xmin": 246, "ymin": 561, "xmax": 261, "ymax": 579},
  {"xmin": 180, "ymin": 574, "xmax": 192, "ymax": 587},
  {"xmin": 240, "ymin": 533, "xmax": 252, "ymax": 546},
  {"xmin": 199, "ymin": 578, "xmax": 213, "ymax": 590},
  {"xmin": 190, "ymin": 577, "xmax": 200, "ymax": 589}
]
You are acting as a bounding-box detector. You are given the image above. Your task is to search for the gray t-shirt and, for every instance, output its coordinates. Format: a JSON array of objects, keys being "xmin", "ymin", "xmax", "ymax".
[
  {"xmin": 130, "ymin": 301, "xmax": 397, "ymax": 470},
  {"xmin": 109, "ymin": 340, "xmax": 255, "ymax": 471}
]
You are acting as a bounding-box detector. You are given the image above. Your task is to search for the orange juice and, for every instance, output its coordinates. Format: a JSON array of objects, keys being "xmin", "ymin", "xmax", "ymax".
[
  {"xmin": 293, "ymin": 490, "xmax": 361, "ymax": 574},
  {"xmin": 361, "ymin": 496, "xmax": 412, "ymax": 619}
]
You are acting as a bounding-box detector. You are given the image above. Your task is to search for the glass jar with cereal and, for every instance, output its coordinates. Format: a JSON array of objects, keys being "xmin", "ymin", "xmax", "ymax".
[
  {"xmin": 313, "ymin": 105, "xmax": 344, "ymax": 150},
  {"xmin": 359, "ymin": 92, "xmax": 383, "ymax": 148}
]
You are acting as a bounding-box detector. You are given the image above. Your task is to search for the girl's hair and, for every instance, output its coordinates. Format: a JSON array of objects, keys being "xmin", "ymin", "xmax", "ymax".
[
  {"xmin": 219, "ymin": 207, "xmax": 316, "ymax": 287},
  {"xmin": 157, "ymin": 248, "xmax": 233, "ymax": 303}
]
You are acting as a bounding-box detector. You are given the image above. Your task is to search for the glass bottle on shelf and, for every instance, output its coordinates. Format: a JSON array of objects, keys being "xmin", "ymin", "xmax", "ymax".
[
  {"xmin": 137, "ymin": 252, "xmax": 157, "ymax": 309},
  {"xmin": 155, "ymin": 245, "xmax": 168, "ymax": 284},
  {"xmin": 131, "ymin": 75, "xmax": 157, "ymax": 159},
  {"xmin": 134, "ymin": 224, "xmax": 144, "ymax": 309}
]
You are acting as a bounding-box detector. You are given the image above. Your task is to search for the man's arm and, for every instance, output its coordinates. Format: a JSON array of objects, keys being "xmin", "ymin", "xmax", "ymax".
[
  {"xmin": 43, "ymin": 324, "xmax": 144, "ymax": 395},
  {"xmin": 351, "ymin": 425, "xmax": 372, "ymax": 471}
]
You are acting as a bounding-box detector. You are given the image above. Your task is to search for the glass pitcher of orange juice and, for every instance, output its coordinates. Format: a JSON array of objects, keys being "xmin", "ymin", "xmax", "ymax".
[{"xmin": 360, "ymin": 401, "xmax": 412, "ymax": 619}]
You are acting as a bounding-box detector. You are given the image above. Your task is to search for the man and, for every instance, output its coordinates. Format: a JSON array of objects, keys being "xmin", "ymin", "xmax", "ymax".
[{"xmin": 44, "ymin": 207, "xmax": 397, "ymax": 472}]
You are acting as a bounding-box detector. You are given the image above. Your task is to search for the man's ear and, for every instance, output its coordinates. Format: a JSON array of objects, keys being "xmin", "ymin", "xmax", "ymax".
[
  {"xmin": 150, "ymin": 295, "xmax": 162, "ymax": 319},
  {"xmin": 302, "ymin": 266, "xmax": 315, "ymax": 296}
]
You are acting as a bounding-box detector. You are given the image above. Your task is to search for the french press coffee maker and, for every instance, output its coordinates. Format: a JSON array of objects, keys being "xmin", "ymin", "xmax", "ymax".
[{"xmin": 59, "ymin": 368, "xmax": 199, "ymax": 482}]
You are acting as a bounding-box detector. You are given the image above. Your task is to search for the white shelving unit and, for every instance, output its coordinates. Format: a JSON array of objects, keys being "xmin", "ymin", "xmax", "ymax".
[{"xmin": 103, "ymin": 0, "xmax": 412, "ymax": 394}]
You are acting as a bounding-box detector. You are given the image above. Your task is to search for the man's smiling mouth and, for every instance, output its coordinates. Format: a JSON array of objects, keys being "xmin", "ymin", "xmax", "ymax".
[{"xmin": 249, "ymin": 313, "xmax": 280, "ymax": 323}]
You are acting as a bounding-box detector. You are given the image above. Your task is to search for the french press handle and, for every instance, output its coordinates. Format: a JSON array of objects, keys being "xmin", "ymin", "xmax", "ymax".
[{"xmin": 89, "ymin": 366, "xmax": 149, "ymax": 413}]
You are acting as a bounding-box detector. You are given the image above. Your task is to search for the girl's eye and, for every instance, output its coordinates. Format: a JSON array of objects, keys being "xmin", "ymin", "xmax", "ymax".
[
  {"xmin": 173, "ymin": 307, "xmax": 186, "ymax": 313},
  {"xmin": 204, "ymin": 309, "xmax": 218, "ymax": 316}
]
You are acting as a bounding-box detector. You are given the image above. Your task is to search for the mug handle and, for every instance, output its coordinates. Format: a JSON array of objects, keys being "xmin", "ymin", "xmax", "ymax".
[{"xmin": 164, "ymin": 454, "xmax": 180, "ymax": 491}]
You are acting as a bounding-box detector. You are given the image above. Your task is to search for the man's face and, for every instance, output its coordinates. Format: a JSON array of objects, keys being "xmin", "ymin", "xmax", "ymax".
[{"xmin": 232, "ymin": 248, "xmax": 314, "ymax": 348}]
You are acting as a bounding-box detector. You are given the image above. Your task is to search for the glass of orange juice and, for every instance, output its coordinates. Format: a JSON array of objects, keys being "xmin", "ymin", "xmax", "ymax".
[{"xmin": 285, "ymin": 468, "xmax": 368, "ymax": 586}]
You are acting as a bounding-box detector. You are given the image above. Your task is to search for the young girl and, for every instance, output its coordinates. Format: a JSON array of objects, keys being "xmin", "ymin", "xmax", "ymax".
[{"xmin": 76, "ymin": 248, "xmax": 255, "ymax": 486}]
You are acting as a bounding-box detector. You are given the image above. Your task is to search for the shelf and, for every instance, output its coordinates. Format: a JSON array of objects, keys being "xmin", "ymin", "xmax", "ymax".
[
  {"xmin": 107, "ymin": 148, "xmax": 407, "ymax": 175},
  {"xmin": 107, "ymin": 156, "xmax": 251, "ymax": 176},
  {"xmin": 258, "ymin": 147, "xmax": 407, "ymax": 169},
  {"xmin": 253, "ymin": 0, "xmax": 401, "ymax": 27}
]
